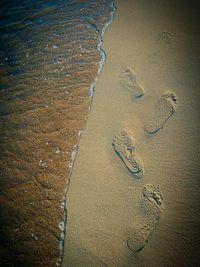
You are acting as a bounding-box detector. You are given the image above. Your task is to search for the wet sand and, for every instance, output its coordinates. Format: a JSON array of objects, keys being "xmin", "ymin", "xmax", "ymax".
[{"xmin": 62, "ymin": 0, "xmax": 200, "ymax": 266}]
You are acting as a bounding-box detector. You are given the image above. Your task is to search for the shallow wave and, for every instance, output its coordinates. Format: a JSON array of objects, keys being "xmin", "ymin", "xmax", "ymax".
[{"xmin": 0, "ymin": 0, "xmax": 115, "ymax": 266}]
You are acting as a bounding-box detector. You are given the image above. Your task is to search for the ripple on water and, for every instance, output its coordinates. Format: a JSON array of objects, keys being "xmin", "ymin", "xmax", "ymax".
[{"xmin": 0, "ymin": 0, "xmax": 115, "ymax": 266}]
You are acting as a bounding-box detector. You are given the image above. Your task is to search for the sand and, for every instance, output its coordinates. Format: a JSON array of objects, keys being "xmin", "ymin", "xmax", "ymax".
[{"xmin": 62, "ymin": 0, "xmax": 200, "ymax": 266}]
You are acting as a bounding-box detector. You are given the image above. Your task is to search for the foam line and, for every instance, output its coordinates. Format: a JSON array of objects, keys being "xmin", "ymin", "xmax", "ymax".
[{"xmin": 56, "ymin": 1, "xmax": 116, "ymax": 266}]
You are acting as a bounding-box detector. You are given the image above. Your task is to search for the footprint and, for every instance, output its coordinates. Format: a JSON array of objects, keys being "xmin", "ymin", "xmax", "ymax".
[
  {"xmin": 112, "ymin": 129, "xmax": 143, "ymax": 178},
  {"xmin": 120, "ymin": 67, "xmax": 145, "ymax": 98},
  {"xmin": 145, "ymin": 91, "xmax": 178, "ymax": 134},
  {"xmin": 127, "ymin": 184, "xmax": 163, "ymax": 252}
]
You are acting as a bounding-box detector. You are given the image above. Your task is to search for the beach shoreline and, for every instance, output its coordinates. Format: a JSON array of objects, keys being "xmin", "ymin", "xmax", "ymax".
[
  {"xmin": 58, "ymin": 3, "xmax": 116, "ymax": 265},
  {"xmin": 0, "ymin": 1, "xmax": 115, "ymax": 266}
]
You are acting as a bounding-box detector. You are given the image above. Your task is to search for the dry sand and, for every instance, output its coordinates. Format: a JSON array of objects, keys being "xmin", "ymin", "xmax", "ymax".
[{"xmin": 62, "ymin": 0, "xmax": 200, "ymax": 266}]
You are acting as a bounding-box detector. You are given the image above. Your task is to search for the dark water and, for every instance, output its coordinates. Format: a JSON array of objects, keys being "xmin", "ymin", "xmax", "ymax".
[
  {"xmin": 0, "ymin": 0, "xmax": 114, "ymax": 98},
  {"xmin": 0, "ymin": 1, "xmax": 115, "ymax": 266}
]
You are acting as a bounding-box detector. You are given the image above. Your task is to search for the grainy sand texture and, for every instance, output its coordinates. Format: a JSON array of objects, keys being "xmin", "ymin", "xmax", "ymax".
[{"xmin": 62, "ymin": 0, "xmax": 200, "ymax": 266}]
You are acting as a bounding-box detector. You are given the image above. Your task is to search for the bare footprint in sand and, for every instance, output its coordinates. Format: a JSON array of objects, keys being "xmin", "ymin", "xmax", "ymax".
[
  {"xmin": 145, "ymin": 91, "xmax": 178, "ymax": 134},
  {"xmin": 127, "ymin": 184, "xmax": 163, "ymax": 252},
  {"xmin": 112, "ymin": 129, "xmax": 143, "ymax": 178},
  {"xmin": 120, "ymin": 67, "xmax": 145, "ymax": 98}
]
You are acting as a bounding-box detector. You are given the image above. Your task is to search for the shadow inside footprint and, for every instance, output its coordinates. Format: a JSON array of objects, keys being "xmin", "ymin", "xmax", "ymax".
[
  {"xmin": 112, "ymin": 129, "xmax": 144, "ymax": 178},
  {"xmin": 145, "ymin": 91, "xmax": 178, "ymax": 134},
  {"xmin": 127, "ymin": 184, "xmax": 164, "ymax": 252},
  {"xmin": 120, "ymin": 67, "xmax": 145, "ymax": 98}
]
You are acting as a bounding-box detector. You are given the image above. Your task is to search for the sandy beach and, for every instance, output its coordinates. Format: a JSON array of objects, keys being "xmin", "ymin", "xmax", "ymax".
[{"xmin": 62, "ymin": 0, "xmax": 200, "ymax": 266}]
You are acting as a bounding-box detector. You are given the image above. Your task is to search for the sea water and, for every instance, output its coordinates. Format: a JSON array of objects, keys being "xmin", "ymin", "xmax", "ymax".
[{"xmin": 0, "ymin": 1, "xmax": 115, "ymax": 266}]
